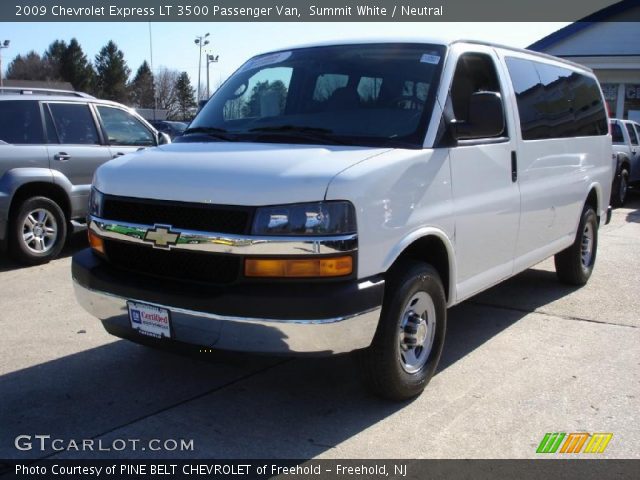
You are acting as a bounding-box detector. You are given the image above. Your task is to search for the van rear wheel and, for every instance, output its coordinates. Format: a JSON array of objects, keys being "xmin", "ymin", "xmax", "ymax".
[
  {"xmin": 358, "ymin": 261, "xmax": 446, "ymax": 401},
  {"xmin": 554, "ymin": 205, "xmax": 598, "ymax": 286}
]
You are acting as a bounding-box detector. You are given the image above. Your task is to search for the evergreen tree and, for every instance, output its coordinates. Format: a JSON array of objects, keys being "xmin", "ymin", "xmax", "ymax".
[
  {"xmin": 60, "ymin": 38, "xmax": 95, "ymax": 93},
  {"xmin": 43, "ymin": 40, "xmax": 67, "ymax": 80},
  {"xmin": 174, "ymin": 72, "xmax": 196, "ymax": 120},
  {"xmin": 94, "ymin": 41, "xmax": 130, "ymax": 102},
  {"xmin": 129, "ymin": 61, "xmax": 155, "ymax": 108}
]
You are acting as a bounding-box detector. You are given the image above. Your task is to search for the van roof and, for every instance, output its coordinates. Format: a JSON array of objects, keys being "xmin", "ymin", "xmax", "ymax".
[{"xmin": 270, "ymin": 37, "xmax": 593, "ymax": 73}]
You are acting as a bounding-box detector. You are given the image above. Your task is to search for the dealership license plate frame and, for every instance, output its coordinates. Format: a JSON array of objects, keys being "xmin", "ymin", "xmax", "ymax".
[{"xmin": 127, "ymin": 301, "xmax": 173, "ymax": 339}]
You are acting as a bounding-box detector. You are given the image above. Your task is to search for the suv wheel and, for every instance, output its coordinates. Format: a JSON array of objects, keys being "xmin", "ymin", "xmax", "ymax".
[
  {"xmin": 358, "ymin": 261, "xmax": 447, "ymax": 400},
  {"xmin": 612, "ymin": 167, "xmax": 629, "ymax": 208},
  {"xmin": 554, "ymin": 205, "xmax": 598, "ymax": 286},
  {"xmin": 10, "ymin": 196, "xmax": 67, "ymax": 265}
]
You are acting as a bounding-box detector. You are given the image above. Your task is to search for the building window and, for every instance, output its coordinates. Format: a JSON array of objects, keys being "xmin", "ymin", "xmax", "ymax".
[{"xmin": 624, "ymin": 84, "xmax": 640, "ymax": 122}]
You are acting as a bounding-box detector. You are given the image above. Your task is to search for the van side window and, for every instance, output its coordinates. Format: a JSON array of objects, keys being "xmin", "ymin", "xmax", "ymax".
[
  {"xmin": 611, "ymin": 122, "xmax": 624, "ymax": 143},
  {"xmin": 505, "ymin": 57, "xmax": 607, "ymax": 140},
  {"xmin": 450, "ymin": 53, "xmax": 503, "ymax": 133},
  {"xmin": 625, "ymin": 123, "xmax": 639, "ymax": 145},
  {"xmin": 313, "ymin": 74, "xmax": 349, "ymax": 101}
]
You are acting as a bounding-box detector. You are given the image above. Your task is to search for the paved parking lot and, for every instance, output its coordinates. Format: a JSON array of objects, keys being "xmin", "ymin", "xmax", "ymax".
[{"xmin": 1, "ymin": 195, "xmax": 638, "ymax": 460}]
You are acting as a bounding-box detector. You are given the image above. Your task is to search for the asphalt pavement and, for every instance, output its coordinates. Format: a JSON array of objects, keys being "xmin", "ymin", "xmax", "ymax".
[{"xmin": 1, "ymin": 194, "xmax": 638, "ymax": 460}]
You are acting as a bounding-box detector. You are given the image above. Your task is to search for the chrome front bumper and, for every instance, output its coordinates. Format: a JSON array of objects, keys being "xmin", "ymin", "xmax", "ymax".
[{"xmin": 73, "ymin": 281, "xmax": 381, "ymax": 355}]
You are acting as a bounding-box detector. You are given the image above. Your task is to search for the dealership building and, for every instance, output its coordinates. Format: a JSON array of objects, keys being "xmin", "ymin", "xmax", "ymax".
[{"xmin": 528, "ymin": 1, "xmax": 640, "ymax": 121}]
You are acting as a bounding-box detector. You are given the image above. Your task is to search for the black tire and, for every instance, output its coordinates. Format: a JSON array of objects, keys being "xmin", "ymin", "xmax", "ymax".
[
  {"xmin": 554, "ymin": 205, "xmax": 598, "ymax": 286},
  {"xmin": 10, "ymin": 196, "xmax": 67, "ymax": 265},
  {"xmin": 358, "ymin": 261, "xmax": 447, "ymax": 401},
  {"xmin": 612, "ymin": 167, "xmax": 629, "ymax": 208}
]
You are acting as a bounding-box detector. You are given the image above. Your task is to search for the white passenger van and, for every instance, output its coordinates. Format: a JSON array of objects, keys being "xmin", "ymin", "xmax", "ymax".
[{"xmin": 72, "ymin": 39, "xmax": 612, "ymax": 400}]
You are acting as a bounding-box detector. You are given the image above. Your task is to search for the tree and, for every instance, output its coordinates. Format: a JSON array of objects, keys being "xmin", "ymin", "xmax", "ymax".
[
  {"xmin": 129, "ymin": 61, "xmax": 155, "ymax": 108},
  {"xmin": 60, "ymin": 38, "xmax": 95, "ymax": 93},
  {"xmin": 154, "ymin": 67, "xmax": 180, "ymax": 117},
  {"xmin": 43, "ymin": 40, "xmax": 67, "ymax": 80},
  {"xmin": 94, "ymin": 40, "xmax": 130, "ymax": 102},
  {"xmin": 6, "ymin": 51, "xmax": 49, "ymax": 81},
  {"xmin": 173, "ymin": 72, "xmax": 196, "ymax": 121}
]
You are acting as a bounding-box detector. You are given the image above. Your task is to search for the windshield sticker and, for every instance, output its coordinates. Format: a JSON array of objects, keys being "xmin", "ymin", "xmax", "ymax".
[
  {"xmin": 239, "ymin": 51, "xmax": 292, "ymax": 73},
  {"xmin": 420, "ymin": 53, "xmax": 440, "ymax": 64}
]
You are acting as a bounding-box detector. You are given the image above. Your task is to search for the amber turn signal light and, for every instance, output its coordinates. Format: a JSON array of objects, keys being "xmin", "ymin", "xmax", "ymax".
[
  {"xmin": 245, "ymin": 256, "xmax": 353, "ymax": 278},
  {"xmin": 88, "ymin": 230, "xmax": 105, "ymax": 255}
]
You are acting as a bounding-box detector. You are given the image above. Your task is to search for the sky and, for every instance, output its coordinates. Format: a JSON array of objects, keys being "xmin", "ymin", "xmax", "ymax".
[{"xmin": 0, "ymin": 22, "xmax": 570, "ymax": 92}]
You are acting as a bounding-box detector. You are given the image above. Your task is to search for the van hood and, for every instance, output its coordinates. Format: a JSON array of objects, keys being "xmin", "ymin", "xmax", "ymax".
[{"xmin": 94, "ymin": 142, "xmax": 390, "ymax": 205}]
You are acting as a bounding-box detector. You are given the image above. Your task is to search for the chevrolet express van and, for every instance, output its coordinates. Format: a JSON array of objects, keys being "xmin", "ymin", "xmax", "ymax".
[{"xmin": 72, "ymin": 39, "xmax": 613, "ymax": 400}]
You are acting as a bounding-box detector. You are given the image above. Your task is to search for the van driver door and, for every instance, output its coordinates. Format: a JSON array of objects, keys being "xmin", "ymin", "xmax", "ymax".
[{"xmin": 446, "ymin": 46, "xmax": 521, "ymax": 301}]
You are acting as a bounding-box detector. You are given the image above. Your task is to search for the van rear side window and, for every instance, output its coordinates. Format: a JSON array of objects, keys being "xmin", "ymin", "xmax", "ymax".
[
  {"xmin": 0, "ymin": 100, "xmax": 44, "ymax": 144},
  {"xmin": 505, "ymin": 57, "xmax": 607, "ymax": 140}
]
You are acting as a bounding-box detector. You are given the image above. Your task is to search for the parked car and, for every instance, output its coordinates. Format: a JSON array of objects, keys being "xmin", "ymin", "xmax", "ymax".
[
  {"xmin": 72, "ymin": 39, "xmax": 612, "ymax": 400},
  {"xmin": 0, "ymin": 87, "xmax": 170, "ymax": 264},
  {"xmin": 149, "ymin": 120, "xmax": 188, "ymax": 139},
  {"xmin": 610, "ymin": 118, "xmax": 640, "ymax": 206}
]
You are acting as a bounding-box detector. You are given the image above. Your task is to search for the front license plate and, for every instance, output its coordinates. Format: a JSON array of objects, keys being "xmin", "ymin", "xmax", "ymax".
[{"xmin": 128, "ymin": 301, "xmax": 172, "ymax": 339}]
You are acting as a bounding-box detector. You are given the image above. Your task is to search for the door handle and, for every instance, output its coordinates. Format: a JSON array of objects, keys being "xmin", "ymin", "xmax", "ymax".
[
  {"xmin": 112, "ymin": 152, "xmax": 125, "ymax": 158},
  {"xmin": 511, "ymin": 151, "xmax": 518, "ymax": 182},
  {"xmin": 53, "ymin": 152, "xmax": 70, "ymax": 161}
]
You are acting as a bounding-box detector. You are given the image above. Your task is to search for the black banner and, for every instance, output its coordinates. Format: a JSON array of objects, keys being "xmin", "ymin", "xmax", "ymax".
[
  {"xmin": 0, "ymin": 460, "xmax": 639, "ymax": 480},
  {"xmin": 5, "ymin": 0, "xmax": 640, "ymax": 22}
]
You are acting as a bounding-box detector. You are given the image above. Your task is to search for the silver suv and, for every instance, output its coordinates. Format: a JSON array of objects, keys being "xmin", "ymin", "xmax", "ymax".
[{"xmin": 0, "ymin": 88, "xmax": 169, "ymax": 264}]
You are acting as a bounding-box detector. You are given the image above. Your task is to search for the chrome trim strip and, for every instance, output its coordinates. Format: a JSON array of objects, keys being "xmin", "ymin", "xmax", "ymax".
[
  {"xmin": 73, "ymin": 281, "xmax": 380, "ymax": 354},
  {"xmin": 89, "ymin": 216, "xmax": 357, "ymax": 256}
]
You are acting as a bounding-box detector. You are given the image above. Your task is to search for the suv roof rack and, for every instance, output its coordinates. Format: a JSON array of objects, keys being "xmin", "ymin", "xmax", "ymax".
[{"xmin": 0, "ymin": 87, "xmax": 95, "ymax": 98}]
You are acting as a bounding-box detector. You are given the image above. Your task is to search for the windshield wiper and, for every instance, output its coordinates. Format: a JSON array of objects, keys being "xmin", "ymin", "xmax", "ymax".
[
  {"xmin": 182, "ymin": 126, "xmax": 235, "ymax": 141},
  {"xmin": 248, "ymin": 125, "xmax": 352, "ymax": 145}
]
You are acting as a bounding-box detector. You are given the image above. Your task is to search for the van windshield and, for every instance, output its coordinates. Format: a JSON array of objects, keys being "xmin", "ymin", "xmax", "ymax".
[{"xmin": 184, "ymin": 43, "xmax": 446, "ymax": 148}]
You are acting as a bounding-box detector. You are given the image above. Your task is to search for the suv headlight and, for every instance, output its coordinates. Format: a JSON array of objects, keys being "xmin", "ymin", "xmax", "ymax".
[
  {"xmin": 252, "ymin": 201, "xmax": 356, "ymax": 236},
  {"xmin": 89, "ymin": 187, "xmax": 104, "ymax": 218}
]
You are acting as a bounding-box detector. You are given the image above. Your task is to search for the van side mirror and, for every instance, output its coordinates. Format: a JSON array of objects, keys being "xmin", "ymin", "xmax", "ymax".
[
  {"xmin": 451, "ymin": 91, "xmax": 505, "ymax": 140},
  {"xmin": 157, "ymin": 132, "xmax": 171, "ymax": 145}
]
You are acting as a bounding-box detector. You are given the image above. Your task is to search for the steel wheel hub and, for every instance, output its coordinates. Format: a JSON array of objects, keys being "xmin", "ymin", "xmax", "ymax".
[
  {"xmin": 581, "ymin": 222, "xmax": 594, "ymax": 268},
  {"xmin": 398, "ymin": 291, "xmax": 436, "ymax": 374}
]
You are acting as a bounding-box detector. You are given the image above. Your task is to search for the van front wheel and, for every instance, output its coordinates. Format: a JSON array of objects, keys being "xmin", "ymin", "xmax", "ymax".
[
  {"xmin": 554, "ymin": 206, "xmax": 598, "ymax": 286},
  {"xmin": 358, "ymin": 261, "xmax": 446, "ymax": 401}
]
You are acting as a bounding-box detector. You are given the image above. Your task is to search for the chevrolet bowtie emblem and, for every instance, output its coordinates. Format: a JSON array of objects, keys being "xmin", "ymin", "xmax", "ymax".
[{"xmin": 144, "ymin": 225, "xmax": 180, "ymax": 249}]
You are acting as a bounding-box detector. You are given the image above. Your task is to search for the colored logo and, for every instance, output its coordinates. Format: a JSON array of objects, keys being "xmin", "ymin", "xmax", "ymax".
[
  {"xmin": 536, "ymin": 432, "xmax": 613, "ymax": 454},
  {"xmin": 144, "ymin": 225, "xmax": 180, "ymax": 249}
]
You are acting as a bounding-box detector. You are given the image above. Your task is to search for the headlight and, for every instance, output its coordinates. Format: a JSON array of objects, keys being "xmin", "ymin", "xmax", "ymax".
[
  {"xmin": 89, "ymin": 187, "xmax": 104, "ymax": 217},
  {"xmin": 252, "ymin": 201, "xmax": 356, "ymax": 236}
]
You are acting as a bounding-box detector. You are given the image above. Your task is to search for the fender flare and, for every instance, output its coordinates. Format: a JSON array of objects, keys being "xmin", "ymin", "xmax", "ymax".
[
  {"xmin": 585, "ymin": 181, "xmax": 604, "ymax": 219},
  {"xmin": 382, "ymin": 226, "xmax": 457, "ymax": 306},
  {"xmin": 0, "ymin": 168, "xmax": 73, "ymax": 212}
]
